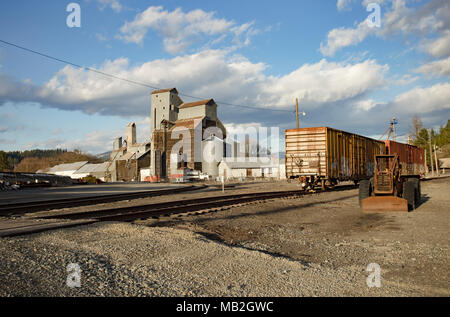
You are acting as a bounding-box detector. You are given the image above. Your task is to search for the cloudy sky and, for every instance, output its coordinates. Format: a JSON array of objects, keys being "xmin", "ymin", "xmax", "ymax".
[{"xmin": 0, "ymin": 0, "xmax": 449, "ymax": 153}]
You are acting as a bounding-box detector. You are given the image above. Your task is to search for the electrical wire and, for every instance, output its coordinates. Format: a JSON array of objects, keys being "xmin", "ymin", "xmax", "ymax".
[{"xmin": 0, "ymin": 38, "xmax": 293, "ymax": 113}]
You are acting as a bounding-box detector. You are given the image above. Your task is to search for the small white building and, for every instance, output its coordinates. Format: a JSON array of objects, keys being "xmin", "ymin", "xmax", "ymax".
[
  {"xmin": 38, "ymin": 161, "xmax": 88, "ymax": 179},
  {"xmin": 218, "ymin": 159, "xmax": 285, "ymax": 180},
  {"xmin": 72, "ymin": 162, "xmax": 110, "ymax": 181},
  {"xmin": 439, "ymin": 158, "xmax": 450, "ymax": 173}
]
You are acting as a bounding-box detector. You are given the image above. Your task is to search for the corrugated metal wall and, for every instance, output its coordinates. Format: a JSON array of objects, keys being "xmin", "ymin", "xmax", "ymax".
[
  {"xmin": 285, "ymin": 127, "xmax": 385, "ymax": 181},
  {"xmin": 385, "ymin": 140, "xmax": 425, "ymax": 176},
  {"xmin": 285, "ymin": 127, "xmax": 327, "ymax": 178}
]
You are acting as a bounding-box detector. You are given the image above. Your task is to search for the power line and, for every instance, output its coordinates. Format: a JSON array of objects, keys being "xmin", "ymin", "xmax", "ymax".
[{"xmin": 0, "ymin": 39, "xmax": 292, "ymax": 113}]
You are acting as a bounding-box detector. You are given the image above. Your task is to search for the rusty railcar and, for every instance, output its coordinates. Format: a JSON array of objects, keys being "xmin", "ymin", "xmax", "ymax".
[
  {"xmin": 384, "ymin": 140, "xmax": 425, "ymax": 177},
  {"xmin": 285, "ymin": 127, "xmax": 385, "ymax": 189}
]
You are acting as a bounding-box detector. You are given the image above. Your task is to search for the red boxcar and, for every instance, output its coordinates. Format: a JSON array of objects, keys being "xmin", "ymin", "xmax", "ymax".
[{"xmin": 384, "ymin": 140, "xmax": 425, "ymax": 176}]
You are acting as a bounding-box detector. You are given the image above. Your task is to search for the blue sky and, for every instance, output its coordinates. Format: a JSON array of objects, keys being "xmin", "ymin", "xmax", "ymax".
[{"xmin": 0, "ymin": 0, "xmax": 449, "ymax": 153}]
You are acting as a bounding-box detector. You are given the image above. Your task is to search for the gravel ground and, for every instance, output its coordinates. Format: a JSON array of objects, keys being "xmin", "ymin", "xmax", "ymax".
[
  {"xmin": 0, "ymin": 223, "xmax": 421, "ymax": 297},
  {"xmin": 0, "ymin": 178, "xmax": 448, "ymax": 297}
]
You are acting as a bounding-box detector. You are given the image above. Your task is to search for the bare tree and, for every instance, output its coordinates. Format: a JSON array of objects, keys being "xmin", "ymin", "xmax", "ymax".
[{"xmin": 409, "ymin": 115, "xmax": 423, "ymax": 142}]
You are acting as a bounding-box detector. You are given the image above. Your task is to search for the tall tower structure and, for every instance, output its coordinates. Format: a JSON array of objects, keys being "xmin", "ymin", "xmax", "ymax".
[
  {"xmin": 126, "ymin": 123, "xmax": 136, "ymax": 146},
  {"xmin": 150, "ymin": 88, "xmax": 182, "ymax": 133},
  {"xmin": 150, "ymin": 88, "xmax": 183, "ymax": 179}
]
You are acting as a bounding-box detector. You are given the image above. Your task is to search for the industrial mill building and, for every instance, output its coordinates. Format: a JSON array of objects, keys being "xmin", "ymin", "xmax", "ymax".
[{"xmin": 149, "ymin": 88, "xmax": 227, "ymax": 181}]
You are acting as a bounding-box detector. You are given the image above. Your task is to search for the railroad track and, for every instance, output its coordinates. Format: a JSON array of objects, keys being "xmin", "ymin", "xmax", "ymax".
[
  {"xmin": 0, "ymin": 184, "xmax": 358, "ymax": 237},
  {"xmin": 39, "ymin": 190, "xmax": 308, "ymax": 222},
  {"xmin": 0, "ymin": 185, "xmax": 205, "ymax": 216}
]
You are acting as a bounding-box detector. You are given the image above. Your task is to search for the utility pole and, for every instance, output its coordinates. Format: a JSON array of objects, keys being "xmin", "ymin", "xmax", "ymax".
[
  {"xmin": 429, "ymin": 129, "xmax": 434, "ymax": 176},
  {"xmin": 434, "ymin": 144, "xmax": 440, "ymax": 176},
  {"xmin": 391, "ymin": 117, "xmax": 397, "ymax": 141},
  {"xmin": 295, "ymin": 98, "xmax": 306, "ymax": 129}
]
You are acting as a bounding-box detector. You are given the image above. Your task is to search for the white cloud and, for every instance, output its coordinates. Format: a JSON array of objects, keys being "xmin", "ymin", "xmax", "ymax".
[
  {"xmin": 118, "ymin": 6, "xmax": 257, "ymax": 54},
  {"xmin": 0, "ymin": 50, "xmax": 388, "ymax": 118},
  {"xmin": 415, "ymin": 57, "xmax": 450, "ymax": 77},
  {"xmin": 97, "ymin": 0, "xmax": 122, "ymax": 13},
  {"xmin": 230, "ymin": 22, "xmax": 259, "ymax": 47},
  {"xmin": 337, "ymin": 0, "xmax": 356, "ymax": 11},
  {"xmin": 361, "ymin": 0, "xmax": 385, "ymax": 7},
  {"xmin": 25, "ymin": 129, "xmax": 121, "ymax": 154},
  {"xmin": 422, "ymin": 30, "xmax": 450, "ymax": 58},
  {"xmin": 381, "ymin": 0, "xmax": 450, "ymax": 36},
  {"xmin": 392, "ymin": 82, "xmax": 450, "ymax": 113},
  {"xmin": 0, "ymin": 73, "xmax": 40, "ymax": 104},
  {"xmin": 95, "ymin": 33, "xmax": 108, "ymax": 42},
  {"xmin": 321, "ymin": 0, "xmax": 450, "ymax": 56},
  {"xmin": 262, "ymin": 59, "xmax": 388, "ymax": 108},
  {"xmin": 354, "ymin": 99, "xmax": 382, "ymax": 111},
  {"xmin": 394, "ymin": 74, "xmax": 419, "ymax": 85},
  {"xmin": 320, "ymin": 21, "xmax": 374, "ymax": 56}
]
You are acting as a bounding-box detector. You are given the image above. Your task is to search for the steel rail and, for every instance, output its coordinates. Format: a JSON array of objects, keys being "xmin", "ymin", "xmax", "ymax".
[
  {"xmin": 40, "ymin": 190, "xmax": 306, "ymax": 222},
  {"xmin": 0, "ymin": 184, "xmax": 358, "ymax": 237},
  {"xmin": 39, "ymin": 184, "xmax": 359, "ymax": 222},
  {"xmin": 0, "ymin": 185, "xmax": 205, "ymax": 215}
]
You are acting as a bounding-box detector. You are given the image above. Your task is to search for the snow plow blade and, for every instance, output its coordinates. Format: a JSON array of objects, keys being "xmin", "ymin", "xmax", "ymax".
[{"xmin": 362, "ymin": 196, "xmax": 409, "ymax": 213}]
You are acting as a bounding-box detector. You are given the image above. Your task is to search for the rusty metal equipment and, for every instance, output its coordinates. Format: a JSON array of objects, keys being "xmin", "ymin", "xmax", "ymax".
[{"xmin": 360, "ymin": 154, "xmax": 420, "ymax": 212}]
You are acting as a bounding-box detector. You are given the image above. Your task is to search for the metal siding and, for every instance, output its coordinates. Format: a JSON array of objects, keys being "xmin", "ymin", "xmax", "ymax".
[
  {"xmin": 385, "ymin": 140, "xmax": 425, "ymax": 175},
  {"xmin": 285, "ymin": 127, "xmax": 327, "ymax": 178},
  {"xmin": 285, "ymin": 127, "xmax": 385, "ymax": 180}
]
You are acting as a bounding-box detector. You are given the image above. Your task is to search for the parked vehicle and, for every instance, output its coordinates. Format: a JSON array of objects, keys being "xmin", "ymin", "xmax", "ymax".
[{"xmin": 360, "ymin": 153, "xmax": 421, "ymax": 212}]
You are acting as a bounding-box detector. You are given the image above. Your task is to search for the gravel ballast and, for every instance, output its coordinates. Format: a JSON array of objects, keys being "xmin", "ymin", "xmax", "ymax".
[{"xmin": 0, "ymin": 179, "xmax": 448, "ymax": 297}]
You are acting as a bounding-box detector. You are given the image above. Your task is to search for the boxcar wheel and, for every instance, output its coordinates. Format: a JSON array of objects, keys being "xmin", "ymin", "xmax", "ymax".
[
  {"xmin": 359, "ymin": 180, "xmax": 371, "ymax": 207},
  {"xmin": 403, "ymin": 181, "xmax": 416, "ymax": 211}
]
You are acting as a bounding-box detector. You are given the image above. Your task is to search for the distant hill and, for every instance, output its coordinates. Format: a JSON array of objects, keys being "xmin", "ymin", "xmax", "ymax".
[
  {"xmin": 96, "ymin": 151, "xmax": 112, "ymax": 160},
  {"xmin": 0, "ymin": 149, "xmax": 106, "ymax": 173}
]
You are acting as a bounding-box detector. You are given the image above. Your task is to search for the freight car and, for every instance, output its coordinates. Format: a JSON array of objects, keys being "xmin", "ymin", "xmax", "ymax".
[
  {"xmin": 285, "ymin": 127, "xmax": 385, "ymax": 190},
  {"xmin": 384, "ymin": 140, "xmax": 425, "ymax": 176}
]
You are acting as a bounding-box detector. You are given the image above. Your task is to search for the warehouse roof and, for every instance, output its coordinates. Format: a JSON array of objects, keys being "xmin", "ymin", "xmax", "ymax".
[
  {"xmin": 179, "ymin": 99, "xmax": 215, "ymax": 109},
  {"xmin": 45, "ymin": 161, "xmax": 88, "ymax": 173},
  {"xmin": 116, "ymin": 149, "xmax": 150, "ymax": 161},
  {"xmin": 170, "ymin": 116, "xmax": 205, "ymax": 130},
  {"xmin": 136, "ymin": 149, "xmax": 150, "ymax": 159},
  {"xmin": 73, "ymin": 162, "xmax": 109, "ymax": 175},
  {"xmin": 116, "ymin": 152, "xmax": 136, "ymax": 161},
  {"xmin": 151, "ymin": 88, "xmax": 178, "ymax": 95}
]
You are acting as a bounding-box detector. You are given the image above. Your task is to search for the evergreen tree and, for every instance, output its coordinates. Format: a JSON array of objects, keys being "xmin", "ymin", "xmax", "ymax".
[{"xmin": 0, "ymin": 151, "xmax": 10, "ymax": 171}]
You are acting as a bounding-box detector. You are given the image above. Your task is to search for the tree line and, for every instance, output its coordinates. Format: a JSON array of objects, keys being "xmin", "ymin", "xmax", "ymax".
[
  {"xmin": 410, "ymin": 117, "xmax": 450, "ymax": 166},
  {"xmin": 0, "ymin": 149, "xmax": 104, "ymax": 173},
  {"xmin": 411, "ymin": 117, "xmax": 450, "ymax": 149}
]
